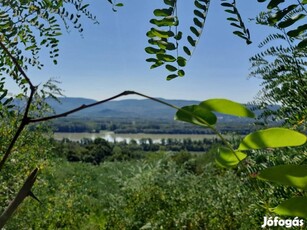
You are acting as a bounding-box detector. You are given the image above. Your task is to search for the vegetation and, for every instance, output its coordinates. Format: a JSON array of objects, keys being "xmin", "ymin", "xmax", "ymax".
[
  {"xmin": 50, "ymin": 117, "xmax": 256, "ymax": 135},
  {"xmin": 0, "ymin": 0, "xmax": 306, "ymax": 228},
  {"xmin": 52, "ymin": 136, "xmax": 224, "ymax": 164}
]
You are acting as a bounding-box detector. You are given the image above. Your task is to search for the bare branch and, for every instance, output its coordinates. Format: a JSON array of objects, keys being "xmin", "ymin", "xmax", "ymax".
[{"xmin": 0, "ymin": 168, "xmax": 39, "ymax": 227}]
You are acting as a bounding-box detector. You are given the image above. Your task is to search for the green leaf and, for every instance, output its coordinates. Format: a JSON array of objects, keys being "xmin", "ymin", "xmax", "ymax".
[
  {"xmin": 177, "ymin": 69, "xmax": 185, "ymax": 77},
  {"xmin": 258, "ymin": 165, "xmax": 307, "ymax": 190},
  {"xmin": 165, "ymin": 64, "xmax": 177, "ymax": 72},
  {"xmin": 150, "ymin": 61, "xmax": 164, "ymax": 69},
  {"xmin": 164, "ymin": 0, "xmax": 175, "ymax": 6},
  {"xmin": 227, "ymin": 17, "xmax": 239, "ymax": 22},
  {"xmin": 177, "ymin": 56, "xmax": 187, "ymax": 67},
  {"xmin": 166, "ymin": 74, "xmax": 178, "ymax": 80},
  {"xmin": 268, "ymin": 4, "xmax": 298, "ymax": 25},
  {"xmin": 298, "ymin": 38, "xmax": 307, "ymax": 49},
  {"xmin": 215, "ymin": 147, "xmax": 247, "ymax": 168},
  {"xmin": 156, "ymin": 54, "xmax": 176, "ymax": 62},
  {"xmin": 238, "ymin": 128, "xmax": 307, "ymax": 150},
  {"xmin": 193, "ymin": 17, "xmax": 203, "ymax": 28},
  {"xmin": 153, "ymin": 8, "xmax": 173, "ymax": 17},
  {"xmin": 278, "ymin": 14, "xmax": 306, "ymax": 28},
  {"xmin": 146, "ymin": 58, "xmax": 158, "ymax": 63},
  {"xmin": 174, "ymin": 31, "xmax": 183, "ymax": 40},
  {"xmin": 151, "ymin": 28, "xmax": 174, "ymax": 38},
  {"xmin": 183, "ymin": 46, "xmax": 191, "ymax": 56},
  {"xmin": 175, "ymin": 105, "xmax": 217, "ymax": 127},
  {"xmin": 187, "ymin": 36, "xmax": 196, "ymax": 47},
  {"xmin": 287, "ymin": 24, "xmax": 307, "ymax": 37},
  {"xmin": 190, "ymin": 26, "xmax": 200, "ymax": 37},
  {"xmin": 221, "ymin": 2, "xmax": 233, "ymax": 7},
  {"xmin": 150, "ymin": 17, "xmax": 176, "ymax": 27},
  {"xmin": 199, "ymin": 99, "xmax": 255, "ymax": 118},
  {"xmin": 267, "ymin": 0, "xmax": 285, "ymax": 9},
  {"xmin": 145, "ymin": 47, "xmax": 164, "ymax": 54},
  {"xmin": 194, "ymin": 10, "xmax": 205, "ymax": 19},
  {"xmin": 194, "ymin": 1, "xmax": 206, "ymax": 10},
  {"xmin": 273, "ymin": 197, "xmax": 307, "ymax": 219}
]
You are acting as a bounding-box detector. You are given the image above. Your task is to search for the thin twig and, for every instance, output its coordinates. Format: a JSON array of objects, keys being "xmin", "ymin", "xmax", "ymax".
[{"xmin": 0, "ymin": 40, "xmax": 35, "ymax": 91}]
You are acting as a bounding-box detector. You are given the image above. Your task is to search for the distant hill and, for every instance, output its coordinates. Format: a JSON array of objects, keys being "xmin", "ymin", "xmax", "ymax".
[
  {"xmin": 46, "ymin": 97, "xmax": 200, "ymax": 120},
  {"xmin": 46, "ymin": 97, "xmax": 259, "ymax": 122}
]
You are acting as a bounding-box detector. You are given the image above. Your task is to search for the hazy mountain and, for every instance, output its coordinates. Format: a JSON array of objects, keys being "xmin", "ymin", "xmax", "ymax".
[
  {"xmin": 46, "ymin": 97, "xmax": 200, "ymax": 120},
  {"xmin": 46, "ymin": 97, "xmax": 259, "ymax": 122}
]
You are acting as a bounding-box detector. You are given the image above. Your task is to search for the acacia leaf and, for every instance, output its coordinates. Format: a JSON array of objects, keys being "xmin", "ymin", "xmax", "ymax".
[
  {"xmin": 258, "ymin": 165, "xmax": 307, "ymax": 190},
  {"xmin": 199, "ymin": 99, "xmax": 255, "ymax": 118},
  {"xmin": 175, "ymin": 105, "xmax": 217, "ymax": 127},
  {"xmin": 273, "ymin": 197, "xmax": 307, "ymax": 219},
  {"xmin": 238, "ymin": 128, "xmax": 307, "ymax": 150},
  {"xmin": 215, "ymin": 147, "xmax": 247, "ymax": 168}
]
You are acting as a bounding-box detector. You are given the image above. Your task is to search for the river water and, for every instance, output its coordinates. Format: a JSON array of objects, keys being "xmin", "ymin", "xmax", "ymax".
[{"xmin": 54, "ymin": 131, "xmax": 218, "ymax": 143}]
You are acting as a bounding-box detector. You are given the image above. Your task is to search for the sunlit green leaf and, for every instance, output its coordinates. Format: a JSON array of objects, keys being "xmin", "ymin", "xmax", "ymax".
[
  {"xmin": 156, "ymin": 54, "xmax": 176, "ymax": 62},
  {"xmin": 153, "ymin": 8, "xmax": 173, "ymax": 17},
  {"xmin": 273, "ymin": 197, "xmax": 307, "ymax": 219},
  {"xmin": 151, "ymin": 28, "xmax": 174, "ymax": 38},
  {"xmin": 175, "ymin": 105, "xmax": 217, "ymax": 127},
  {"xmin": 150, "ymin": 61, "xmax": 164, "ymax": 69},
  {"xmin": 199, "ymin": 99, "xmax": 255, "ymax": 118},
  {"xmin": 258, "ymin": 165, "xmax": 307, "ymax": 190},
  {"xmin": 150, "ymin": 17, "xmax": 176, "ymax": 27},
  {"xmin": 215, "ymin": 147, "xmax": 247, "ymax": 168},
  {"xmin": 238, "ymin": 128, "xmax": 307, "ymax": 150}
]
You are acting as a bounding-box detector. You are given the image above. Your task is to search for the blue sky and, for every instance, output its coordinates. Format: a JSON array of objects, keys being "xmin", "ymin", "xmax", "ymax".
[{"xmin": 13, "ymin": 0, "xmax": 269, "ymax": 103}]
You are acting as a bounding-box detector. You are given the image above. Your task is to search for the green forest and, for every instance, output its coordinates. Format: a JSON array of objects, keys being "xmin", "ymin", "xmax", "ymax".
[{"xmin": 0, "ymin": 0, "xmax": 307, "ymax": 229}]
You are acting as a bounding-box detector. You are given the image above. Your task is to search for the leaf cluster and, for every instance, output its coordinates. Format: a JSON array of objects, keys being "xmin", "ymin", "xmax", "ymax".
[{"xmin": 145, "ymin": 0, "xmax": 210, "ymax": 80}]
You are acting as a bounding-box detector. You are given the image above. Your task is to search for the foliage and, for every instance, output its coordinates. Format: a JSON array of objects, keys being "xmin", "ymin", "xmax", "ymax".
[
  {"xmin": 0, "ymin": 114, "xmax": 52, "ymax": 217},
  {"xmin": 4, "ymin": 150, "xmax": 264, "ymax": 229},
  {"xmin": 146, "ymin": 0, "xmax": 253, "ymax": 80},
  {"xmin": 173, "ymin": 97, "xmax": 307, "ymax": 218},
  {"xmin": 0, "ymin": 0, "xmax": 306, "ymax": 227},
  {"xmin": 250, "ymin": 0, "xmax": 307, "ymax": 127}
]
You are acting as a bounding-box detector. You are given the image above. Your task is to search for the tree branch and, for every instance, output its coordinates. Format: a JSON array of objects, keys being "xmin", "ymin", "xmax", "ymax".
[{"xmin": 0, "ymin": 168, "xmax": 38, "ymax": 228}]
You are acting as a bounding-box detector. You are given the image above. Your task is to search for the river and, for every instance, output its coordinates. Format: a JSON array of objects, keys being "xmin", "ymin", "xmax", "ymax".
[{"xmin": 54, "ymin": 131, "xmax": 219, "ymax": 143}]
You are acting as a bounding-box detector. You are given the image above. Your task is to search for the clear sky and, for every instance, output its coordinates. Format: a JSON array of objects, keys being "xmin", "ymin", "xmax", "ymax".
[{"xmin": 11, "ymin": 0, "xmax": 269, "ymax": 103}]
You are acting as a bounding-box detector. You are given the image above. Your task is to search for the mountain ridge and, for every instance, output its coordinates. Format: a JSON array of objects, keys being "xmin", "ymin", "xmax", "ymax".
[{"xmin": 46, "ymin": 97, "xmax": 261, "ymax": 122}]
